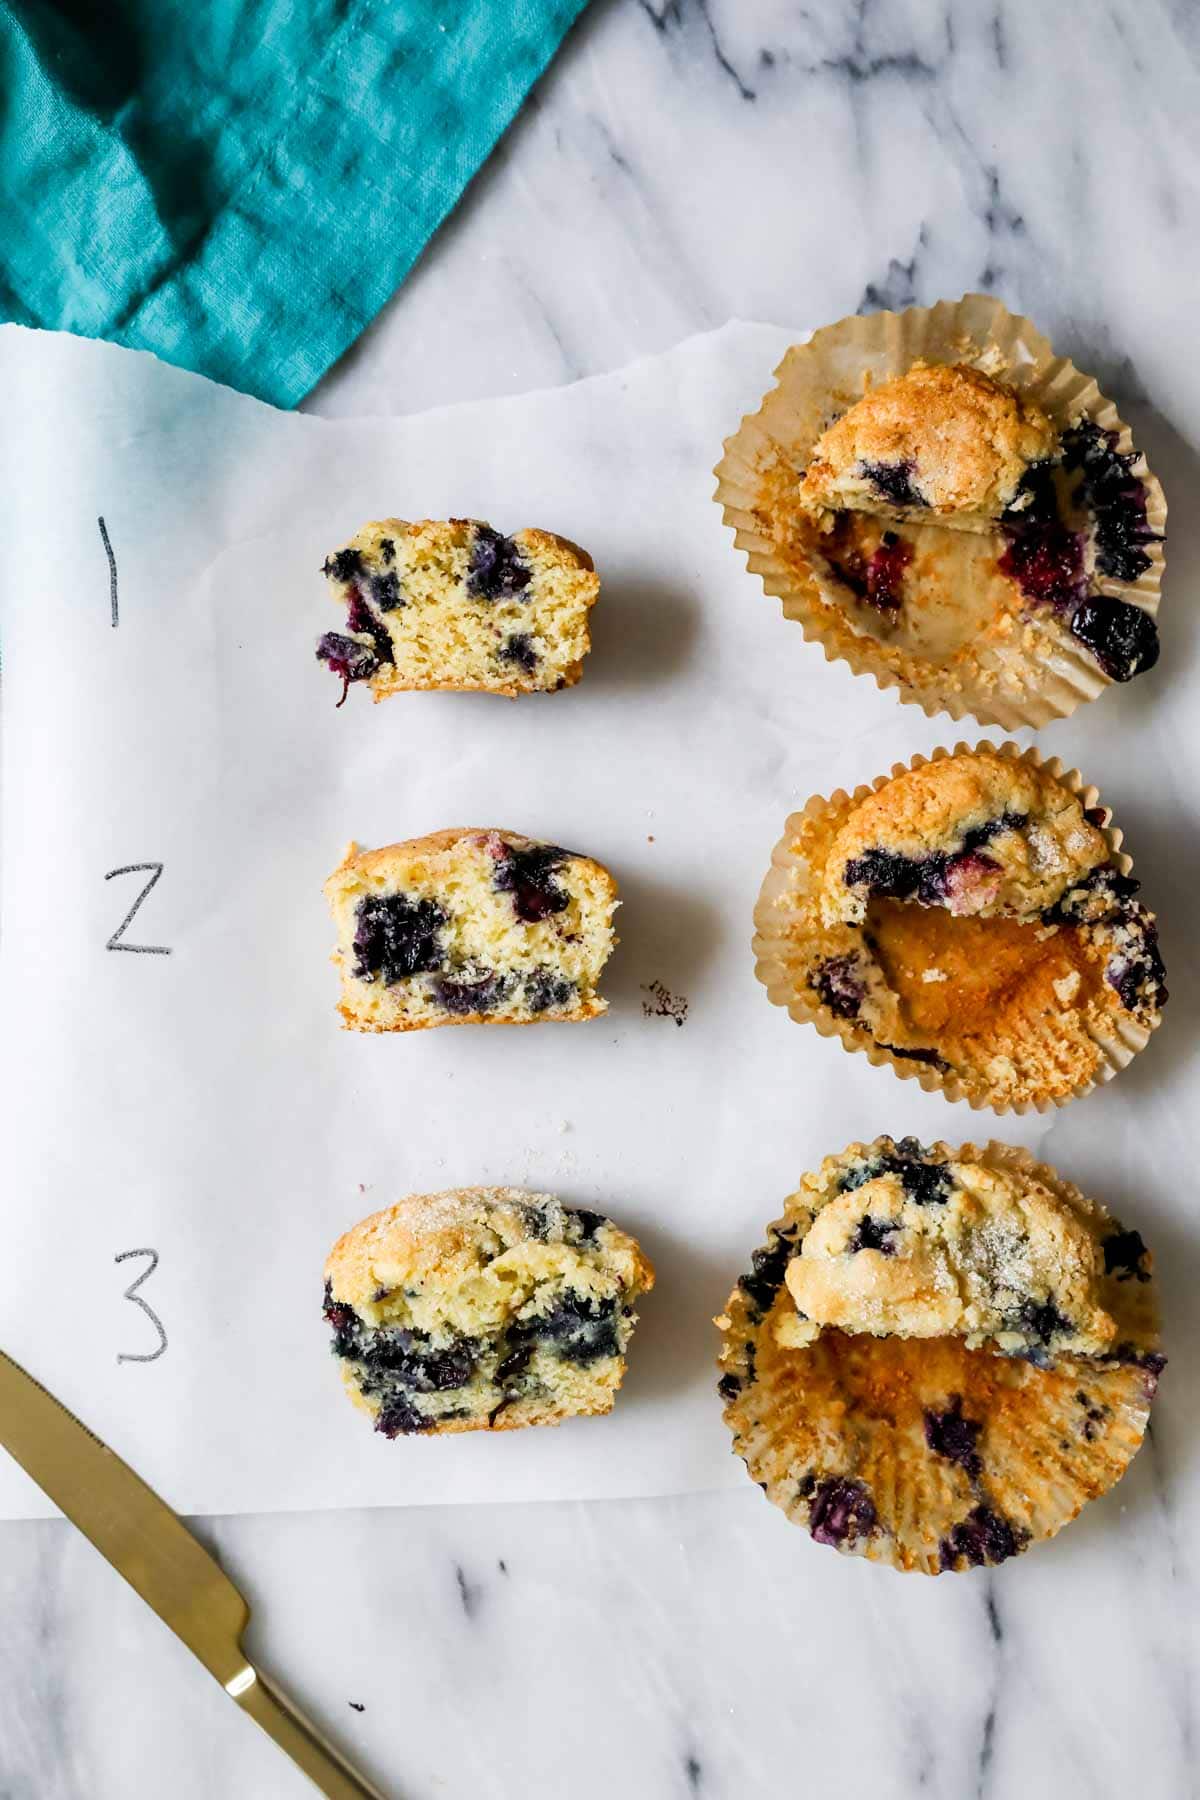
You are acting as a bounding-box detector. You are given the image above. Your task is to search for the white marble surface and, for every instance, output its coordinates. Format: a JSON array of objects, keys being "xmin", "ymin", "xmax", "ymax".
[{"xmin": 5, "ymin": 1, "xmax": 1200, "ymax": 1795}]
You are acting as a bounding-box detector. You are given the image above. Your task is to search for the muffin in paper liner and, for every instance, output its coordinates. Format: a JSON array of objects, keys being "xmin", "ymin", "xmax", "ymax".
[
  {"xmin": 752, "ymin": 741, "xmax": 1166, "ymax": 1115},
  {"xmin": 716, "ymin": 1139, "xmax": 1163, "ymax": 1575},
  {"xmin": 714, "ymin": 295, "xmax": 1166, "ymax": 730}
]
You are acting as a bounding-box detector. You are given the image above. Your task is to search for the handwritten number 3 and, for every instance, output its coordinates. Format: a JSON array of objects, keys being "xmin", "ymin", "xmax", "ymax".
[
  {"xmin": 106, "ymin": 863, "xmax": 171, "ymax": 955},
  {"xmin": 115, "ymin": 1249, "xmax": 168, "ymax": 1364}
]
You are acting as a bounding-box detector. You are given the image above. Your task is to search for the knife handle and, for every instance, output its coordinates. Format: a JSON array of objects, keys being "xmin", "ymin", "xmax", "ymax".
[{"xmin": 231, "ymin": 1661, "xmax": 391, "ymax": 1799}]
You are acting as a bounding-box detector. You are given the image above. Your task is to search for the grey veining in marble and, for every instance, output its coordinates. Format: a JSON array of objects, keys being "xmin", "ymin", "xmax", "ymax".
[{"xmin": 5, "ymin": 0, "xmax": 1200, "ymax": 1795}]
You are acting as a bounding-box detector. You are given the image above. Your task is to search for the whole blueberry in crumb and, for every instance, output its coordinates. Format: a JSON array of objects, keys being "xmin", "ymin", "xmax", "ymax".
[
  {"xmin": 316, "ymin": 630, "xmax": 379, "ymax": 704},
  {"xmin": 353, "ymin": 893, "xmax": 446, "ymax": 985},
  {"xmin": 1102, "ymin": 1228, "xmax": 1150, "ymax": 1281},
  {"xmin": 938, "ymin": 1505, "xmax": 1027, "ymax": 1570},
  {"xmin": 849, "ymin": 1215, "xmax": 898, "ymax": 1255},
  {"xmin": 378, "ymin": 538, "xmax": 396, "ymax": 565},
  {"xmin": 737, "ymin": 1229, "xmax": 797, "ymax": 1319},
  {"xmin": 369, "ymin": 568, "xmax": 403, "ymax": 611},
  {"xmin": 524, "ymin": 969, "xmax": 576, "ymax": 1013},
  {"xmin": 1018, "ymin": 1298, "xmax": 1072, "ymax": 1346},
  {"xmin": 468, "ymin": 525, "xmax": 532, "ymax": 600},
  {"xmin": 500, "ymin": 633, "xmax": 539, "ymax": 672},
  {"xmin": 493, "ymin": 844, "xmax": 570, "ymax": 923},
  {"xmin": 718, "ymin": 1372, "xmax": 742, "ymax": 1402},
  {"xmin": 375, "ymin": 1395, "xmax": 432, "ymax": 1438},
  {"xmin": 1070, "ymin": 595, "xmax": 1160, "ymax": 682},
  {"xmin": 495, "ymin": 1341, "xmax": 535, "ymax": 1388},
  {"xmin": 813, "ymin": 953, "xmax": 866, "ymax": 1020},
  {"xmin": 569, "ymin": 1208, "xmax": 607, "ymax": 1241},
  {"xmin": 808, "ymin": 1476, "xmax": 876, "ymax": 1547},
  {"xmin": 323, "ymin": 548, "xmax": 365, "ymax": 582},
  {"xmin": 923, "ymin": 1396, "xmax": 983, "ymax": 1478},
  {"xmin": 433, "ymin": 971, "xmax": 510, "ymax": 1015},
  {"xmin": 858, "ymin": 458, "xmax": 926, "ymax": 509}
]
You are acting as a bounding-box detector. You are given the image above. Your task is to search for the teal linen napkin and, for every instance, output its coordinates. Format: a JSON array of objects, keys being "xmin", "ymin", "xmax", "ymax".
[{"xmin": 0, "ymin": 0, "xmax": 587, "ymax": 405}]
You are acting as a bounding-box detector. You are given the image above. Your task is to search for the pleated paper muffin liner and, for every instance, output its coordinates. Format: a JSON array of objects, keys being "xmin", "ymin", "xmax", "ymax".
[
  {"xmin": 716, "ymin": 1141, "xmax": 1163, "ymax": 1576},
  {"xmin": 714, "ymin": 295, "xmax": 1166, "ymax": 730},
  {"xmin": 752, "ymin": 740, "xmax": 1161, "ymax": 1115}
]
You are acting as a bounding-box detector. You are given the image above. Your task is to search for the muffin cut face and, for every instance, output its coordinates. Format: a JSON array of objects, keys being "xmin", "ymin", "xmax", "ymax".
[
  {"xmin": 716, "ymin": 1139, "xmax": 1162, "ymax": 1574},
  {"xmin": 325, "ymin": 829, "xmax": 618, "ymax": 1032},
  {"xmin": 755, "ymin": 749, "xmax": 1166, "ymax": 1110},
  {"xmin": 324, "ymin": 1188, "xmax": 654, "ymax": 1435},
  {"xmin": 316, "ymin": 518, "xmax": 599, "ymax": 702}
]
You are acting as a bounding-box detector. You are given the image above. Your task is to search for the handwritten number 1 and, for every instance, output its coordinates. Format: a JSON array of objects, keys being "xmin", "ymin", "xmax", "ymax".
[
  {"xmin": 115, "ymin": 1249, "xmax": 168, "ymax": 1364},
  {"xmin": 105, "ymin": 863, "xmax": 171, "ymax": 954}
]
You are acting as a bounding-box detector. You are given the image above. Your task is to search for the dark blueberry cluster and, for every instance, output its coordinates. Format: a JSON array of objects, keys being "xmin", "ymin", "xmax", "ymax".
[
  {"xmin": 352, "ymin": 893, "xmax": 446, "ymax": 984},
  {"xmin": 737, "ymin": 1225, "xmax": 799, "ymax": 1321},
  {"xmin": 717, "ymin": 1372, "xmax": 743, "ymax": 1403},
  {"xmin": 842, "ymin": 811, "xmax": 1025, "ymax": 910},
  {"xmin": 998, "ymin": 437, "xmax": 1160, "ymax": 682},
  {"xmin": 802, "ymin": 1474, "xmax": 877, "ymax": 1548},
  {"xmin": 432, "ymin": 971, "xmax": 511, "ymax": 1015},
  {"xmin": 923, "ymin": 1397, "xmax": 983, "ymax": 1479},
  {"xmin": 812, "ymin": 953, "xmax": 867, "ymax": 1020},
  {"xmin": 938, "ymin": 1504, "xmax": 1028, "ymax": 1571},
  {"xmin": 493, "ymin": 843, "xmax": 570, "ymax": 923},
  {"xmin": 506, "ymin": 1292, "xmax": 622, "ymax": 1365},
  {"xmin": 524, "ymin": 969, "xmax": 577, "ymax": 1014},
  {"xmin": 838, "ymin": 1138, "xmax": 954, "ymax": 1208},
  {"xmin": 323, "ymin": 548, "xmax": 366, "ymax": 582},
  {"xmin": 500, "ymin": 633, "xmax": 539, "ymax": 673},
  {"xmin": 468, "ymin": 525, "xmax": 532, "ymax": 600},
  {"xmin": 859, "ymin": 458, "xmax": 926, "ymax": 509},
  {"xmin": 849, "ymin": 1215, "xmax": 899, "ymax": 1255},
  {"xmin": 1102, "ymin": 1227, "xmax": 1150, "ymax": 1282},
  {"xmin": 1062, "ymin": 420, "xmax": 1160, "ymax": 584},
  {"xmin": 1041, "ymin": 865, "xmax": 1167, "ymax": 1017},
  {"xmin": 316, "ymin": 581, "xmax": 396, "ymax": 703}
]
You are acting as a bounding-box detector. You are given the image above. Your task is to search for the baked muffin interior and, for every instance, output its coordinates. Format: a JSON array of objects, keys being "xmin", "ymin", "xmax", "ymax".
[
  {"xmin": 325, "ymin": 1189, "xmax": 654, "ymax": 1435},
  {"xmin": 325, "ymin": 829, "xmax": 618, "ymax": 1032},
  {"xmin": 316, "ymin": 518, "xmax": 599, "ymax": 701}
]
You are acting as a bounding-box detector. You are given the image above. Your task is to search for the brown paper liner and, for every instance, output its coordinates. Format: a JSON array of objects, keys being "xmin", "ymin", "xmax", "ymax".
[
  {"xmin": 714, "ymin": 295, "xmax": 1166, "ymax": 730},
  {"xmin": 717, "ymin": 1140, "xmax": 1162, "ymax": 1575},
  {"xmin": 752, "ymin": 740, "xmax": 1160, "ymax": 1115}
]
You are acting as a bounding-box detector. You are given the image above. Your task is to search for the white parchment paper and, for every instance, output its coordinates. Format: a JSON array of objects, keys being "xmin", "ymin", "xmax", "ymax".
[{"xmin": 4, "ymin": 317, "xmax": 1143, "ymax": 1522}]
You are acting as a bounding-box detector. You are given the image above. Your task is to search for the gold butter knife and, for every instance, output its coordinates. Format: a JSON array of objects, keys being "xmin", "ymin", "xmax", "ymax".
[{"xmin": 0, "ymin": 1349, "xmax": 389, "ymax": 1799}]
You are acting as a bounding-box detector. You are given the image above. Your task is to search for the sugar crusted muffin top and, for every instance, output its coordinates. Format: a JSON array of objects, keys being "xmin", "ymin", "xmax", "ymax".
[
  {"xmin": 780, "ymin": 1139, "xmax": 1154, "ymax": 1364},
  {"xmin": 798, "ymin": 362, "xmax": 1057, "ymax": 530}
]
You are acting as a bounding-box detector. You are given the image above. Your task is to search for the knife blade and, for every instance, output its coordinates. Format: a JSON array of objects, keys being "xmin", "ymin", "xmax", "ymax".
[{"xmin": 0, "ymin": 1349, "xmax": 389, "ymax": 1799}]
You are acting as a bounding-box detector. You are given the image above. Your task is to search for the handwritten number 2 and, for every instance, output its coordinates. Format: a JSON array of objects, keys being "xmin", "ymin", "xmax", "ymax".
[
  {"xmin": 105, "ymin": 863, "xmax": 171, "ymax": 955},
  {"xmin": 115, "ymin": 1249, "xmax": 168, "ymax": 1364}
]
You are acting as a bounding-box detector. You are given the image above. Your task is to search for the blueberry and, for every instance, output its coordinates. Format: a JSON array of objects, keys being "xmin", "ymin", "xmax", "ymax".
[
  {"xmin": 923, "ymin": 1396, "xmax": 983, "ymax": 1478},
  {"xmin": 1016, "ymin": 1299, "xmax": 1072, "ymax": 1347},
  {"xmin": 807, "ymin": 1476, "xmax": 877, "ymax": 1547},
  {"xmin": 323, "ymin": 548, "xmax": 365, "ymax": 582},
  {"xmin": 858, "ymin": 458, "xmax": 926, "ymax": 509},
  {"xmin": 495, "ymin": 1342, "xmax": 535, "ymax": 1387},
  {"xmin": 839, "ymin": 1142, "xmax": 952, "ymax": 1207},
  {"xmin": 493, "ymin": 845, "xmax": 570, "ymax": 923},
  {"xmin": 524, "ymin": 969, "xmax": 576, "ymax": 1014},
  {"xmin": 1102, "ymin": 1228, "xmax": 1150, "ymax": 1282},
  {"xmin": 500, "ymin": 633, "xmax": 539, "ymax": 672},
  {"xmin": 842, "ymin": 848, "xmax": 923, "ymax": 900},
  {"xmin": 369, "ymin": 569, "xmax": 403, "ymax": 611},
  {"xmin": 999, "ymin": 462, "xmax": 1086, "ymax": 613},
  {"xmin": 352, "ymin": 894, "xmax": 446, "ymax": 985},
  {"xmin": 433, "ymin": 971, "xmax": 510, "ymax": 1015},
  {"xmin": 467, "ymin": 525, "xmax": 532, "ymax": 601},
  {"xmin": 737, "ymin": 1229, "xmax": 797, "ymax": 1319},
  {"xmin": 1062, "ymin": 420, "xmax": 1160, "ymax": 583},
  {"xmin": 938, "ymin": 1505, "xmax": 1028, "ymax": 1570},
  {"xmin": 569, "ymin": 1208, "xmax": 607, "ymax": 1241},
  {"xmin": 813, "ymin": 953, "xmax": 867, "ymax": 1020},
  {"xmin": 378, "ymin": 538, "xmax": 396, "ymax": 565},
  {"xmin": 849, "ymin": 1215, "xmax": 898, "ymax": 1255},
  {"xmin": 316, "ymin": 630, "xmax": 380, "ymax": 705},
  {"xmin": 512, "ymin": 1293, "xmax": 622, "ymax": 1365},
  {"xmin": 375, "ymin": 1395, "xmax": 431, "ymax": 1438},
  {"xmin": 718, "ymin": 1373, "xmax": 742, "ymax": 1402},
  {"xmin": 1070, "ymin": 595, "xmax": 1159, "ymax": 682}
]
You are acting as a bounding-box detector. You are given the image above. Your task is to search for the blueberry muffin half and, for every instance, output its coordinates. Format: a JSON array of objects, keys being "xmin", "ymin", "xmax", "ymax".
[
  {"xmin": 716, "ymin": 296, "xmax": 1165, "ymax": 728},
  {"xmin": 325, "ymin": 829, "xmax": 618, "ymax": 1031},
  {"xmin": 754, "ymin": 745, "xmax": 1166, "ymax": 1111},
  {"xmin": 716, "ymin": 1138, "xmax": 1163, "ymax": 1574},
  {"xmin": 316, "ymin": 518, "xmax": 599, "ymax": 702},
  {"xmin": 324, "ymin": 1188, "xmax": 654, "ymax": 1434}
]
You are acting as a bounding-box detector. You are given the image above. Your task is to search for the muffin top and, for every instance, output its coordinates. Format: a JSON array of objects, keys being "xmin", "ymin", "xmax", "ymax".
[
  {"xmin": 798, "ymin": 361, "xmax": 1057, "ymax": 527},
  {"xmin": 776, "ymin": 1139, "xmax": 1158, "ymax": 1367},
  {"xmin": 822, "ymin": 750, "xmax": 1110, "ymax": 925}
]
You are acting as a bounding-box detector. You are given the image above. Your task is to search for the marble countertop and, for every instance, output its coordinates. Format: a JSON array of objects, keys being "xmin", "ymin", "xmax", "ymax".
[{"xmin": 5, "ymin": 2, "xmax": 1200, "ymax": 1795}]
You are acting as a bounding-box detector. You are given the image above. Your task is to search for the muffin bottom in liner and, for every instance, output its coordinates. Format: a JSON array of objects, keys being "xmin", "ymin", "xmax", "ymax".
[
  {"xmin": 714, "ymin": 294, "xmax": 1166, "ymax": 730},
  {"xmin": 752, "ymin": 740, "xmax": 1159, "ymax": 1115},
  {"xmin": 717, "ymin": 1144, "xmax": 1162, "ymax": 1575}
]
